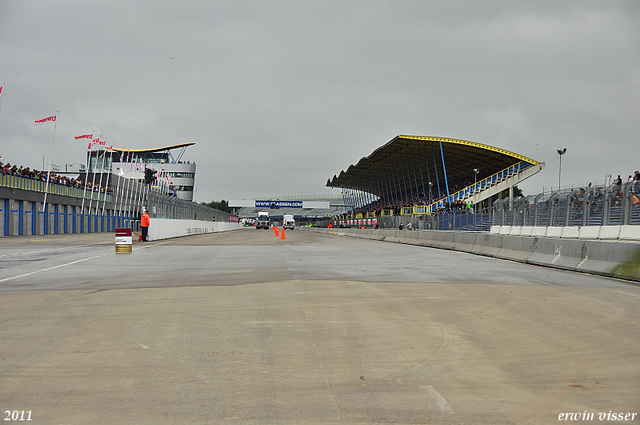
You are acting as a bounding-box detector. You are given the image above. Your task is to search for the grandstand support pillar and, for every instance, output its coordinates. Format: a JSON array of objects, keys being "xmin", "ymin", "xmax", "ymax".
[
  {"xmin": 410, "ymin": 155, "xmax": 420, "ymax": 201},
  {"xmin": 416, "ymin": 152, "xmax": 426, "ymax": 203},
  {"xmin": 602, "ymin": 185, "xmax": 612, "ymax": 226},
  {"xmin": 388, "ymin": 165, "xmax": 398, "ymax": 206},
  {"xmin": 533, "ymin": 193, "xmax": 542, "ymax": 226},
  {"xmin": 509, "ymin": 185, "xmax": 514, "ymax": 211},
  {"xmin": 431, "ymin": 146, "xmax": 442, "ymax": 200},
  {"xmin": 380, "ymin": 174, "xmax": 388, "ymax": 209},
  {"xmin": 622, "ymin": 182, "xmax": 632, "ymax": 225},
  {"xmin": 395, "ymin": 163, "xmax": 404, "ymax": 205},
  {"xmin": 439, "ymin": 141, "xmax": 451, "ymax": 203},
  {"xmin": 379, "ymin": 173, "xmax": 389, "ymax": 209},
  {"xmin": 373, "ymin": 175, "xmax": 382, "ymax": 209},
  {"xmin": 564, "ymin": 191, "xmax": 573, "ymax": 227},
  {"xmin": 401, "ymin": 158, "xmax": 413, "ymax": 202},
  {"xmin": 6, "ymin": 199, "xmax": 16, "ymax": 236},
  {"xmin": 582, "ymin": 189, "xmax": 589, "ymax": 227},
  {"xmin": 34, "ymin": 202, "xmax": 43, "ymax": 235}
]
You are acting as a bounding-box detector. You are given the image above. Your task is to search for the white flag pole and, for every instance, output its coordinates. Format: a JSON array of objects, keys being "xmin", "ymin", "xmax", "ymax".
[
  {"xmin": 96, "ymin": 139, "xmax": 110, "ymax": 223},
  {"xmin": 124, "ymin": 152, "xmax": 135, "ymax": 222},
  {"xmin": 42, "ymin": 112, "xmax": 58, "ymax": 212},
  {"xmin": 87, "ymin": 140, "xmax": 100, "ymax": 229},
  {"xmin": 117, "ymin": 151, "xmax": 128, "ymax": 219},
  {"xmin": 100, "ymin": 145, "xmax": 111, "ymax": 217},
  {"xmin": 113, "ymin": 149, "xmax": 124, "ymax": 226},
  {"xmin": 120, "ymin": 152, "xmax": 129, "ymax": 220},
  {"xmin": 80, "ymin": 139, "xmax": 94, "ymax": 229}
]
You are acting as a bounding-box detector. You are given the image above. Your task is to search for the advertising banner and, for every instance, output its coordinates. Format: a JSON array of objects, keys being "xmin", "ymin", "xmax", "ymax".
[{"xmin": 255, "ymin": 200, "xmax": 303, "ymax": 208}]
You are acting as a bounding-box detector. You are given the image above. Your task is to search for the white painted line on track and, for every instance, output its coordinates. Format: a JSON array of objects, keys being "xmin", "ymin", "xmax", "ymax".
[
  {"xmin": 0, "ymin": 241, "xmax": 173, "ymax": 283},
  {"xmin": 420, "ymin": 385, "xmax": 455, "ymax": 414},
  {"xmin": 0, "ymin": 242, "xmax": 113, "ymax": 258},
  {"xmin": 0, "ymin": 252, "xmax": 114, "ymax": 283}
]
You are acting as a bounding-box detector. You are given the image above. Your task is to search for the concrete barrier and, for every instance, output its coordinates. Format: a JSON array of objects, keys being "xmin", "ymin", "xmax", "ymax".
[
  {"xmin": 371, "ymin": 229, "xmax": 385, "ymax": 241},
  {"xmin": 599, "ymin": 226, "xmax": 622, "ymax": 240},
  {"xmin": 561, "ymin": 226, "xmax": 580, "ymax": 239},
  {"xmin": 577, "ymin": 240, "xmax": 639, "ymax": 276},
  {"xmin": 306, "ymin": 227, "xmax": 640, "ymax": 282},
  {"xmin": 528, "ymin": 238, "xmax": 584, "ymax": 270},
  {"xmin": 520, "ymin": 226, "xmax": 533, "ymax": 237},
  {"xmin": 403, "ymin": 230, "xmax": 420, "ymax": 244},
  {"xmin": 546, "ymin": 226, "xmax": 563, "ymax": 238},
  {"xmin": 496, "ymin": 235, "xmax": 536, "ymax": 262},
  {"xmin": 385, "ymin": 230, "xmax": 402, "ymax": 243},
  {"xmin": 415, "ymin": 230, "xmax": 434, "ymax": 247},
  {"xmin": 531, "ymin": 226, "xmax": 547, "ymax": 238},
  {"xmin": 489, "ymin": 223, "xmax": 640, "ymax": 242},
  {"xmin": 452, "ymin": 232, "xmax": 478, "ymax": 252},
  {"xmin": 578, "ymin": 226, "xmax": 601, "ymax": 240},
  {"xmin": 499, "ymin": 226, "xmax": 511, "ymax": 236},
  {"xmin": 149, "ymin": 219, "xmax": 242, "ymax": 240},
  {"xmin": 471, "ymin": 234, "xmax": 503, "ymax": 257},
  {"xmin": 429, "ymin": 231, "xmax": 456, "ymax": 250},
  {"xmin": 620, "ymin": 225, "xmax": 640, "ymax": 241}
]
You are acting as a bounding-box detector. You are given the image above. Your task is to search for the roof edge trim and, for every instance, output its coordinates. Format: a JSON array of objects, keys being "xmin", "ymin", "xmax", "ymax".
[{"xmin": 398, "ymin": 135, "xmax": 540, "ymax": 165}]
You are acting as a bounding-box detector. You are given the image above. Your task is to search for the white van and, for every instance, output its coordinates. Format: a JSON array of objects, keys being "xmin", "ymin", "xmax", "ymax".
[
  {"xmin": 283, "ymin": 214, "xmax": 295, "ymax": 230},
  {"xmin": 256, "ymin": 212, "xmax": 270, "ymax": 229}
]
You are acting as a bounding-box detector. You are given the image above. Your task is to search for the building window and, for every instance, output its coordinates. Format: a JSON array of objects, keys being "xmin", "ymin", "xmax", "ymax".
[{"xmin": 169, "ymin": 172, "xmax": 195, "ymax": 178}]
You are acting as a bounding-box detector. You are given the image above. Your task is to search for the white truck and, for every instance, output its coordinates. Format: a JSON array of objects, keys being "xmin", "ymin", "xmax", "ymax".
[
  {"xmin": 256, "ymin": 211, "xmax": 270, "ymax": 229},
  {"xmin": 283, "ymin": 214, "xmax": 295, "ymax": 230}
]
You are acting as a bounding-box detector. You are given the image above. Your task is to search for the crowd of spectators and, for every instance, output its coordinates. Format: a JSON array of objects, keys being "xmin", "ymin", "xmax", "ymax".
[
  {"xmin": 1, "ymin": 160, "xmax": 113, "ymax": 194},
  {"xmin": 567, "ymin": 171, "xmax": 640, "ymax": 218},
  {"xmin": 345, "ymin": 170, "xmax": 495, "ymax": 218},
  {"xmin": 349, "ymin": 189, "xmax": 476, "ymax": 219}
]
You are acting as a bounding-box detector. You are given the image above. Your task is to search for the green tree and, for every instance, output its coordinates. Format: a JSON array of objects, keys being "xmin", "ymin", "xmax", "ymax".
[
  {"xmin": 482, "ymin": 185, "xmax": 524, "ymax": 211},
  {"xmin": 202, "ymin": 200, "xmax": 232, "ymax": 213}
]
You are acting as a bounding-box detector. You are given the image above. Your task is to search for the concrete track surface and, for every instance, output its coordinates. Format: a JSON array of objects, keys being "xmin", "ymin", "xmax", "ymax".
[{"xmin": 0, "ymin": 229, "xmax": 638, "ymax": 424}]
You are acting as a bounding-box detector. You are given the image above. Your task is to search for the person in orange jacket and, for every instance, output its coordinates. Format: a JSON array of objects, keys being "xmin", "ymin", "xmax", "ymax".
[{"xmin": 141, "ymin": 209, "xmax": 150, "ymax": 242}]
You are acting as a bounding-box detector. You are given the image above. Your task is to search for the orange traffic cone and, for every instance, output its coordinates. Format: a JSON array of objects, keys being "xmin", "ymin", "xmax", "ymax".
[
  {"xmin": 274, "ymin": 226, "xmax": 279, "ymax": 237},
  {"xmin": 280, "ymin": 226, "xmax": 286, "ymax": 240}
]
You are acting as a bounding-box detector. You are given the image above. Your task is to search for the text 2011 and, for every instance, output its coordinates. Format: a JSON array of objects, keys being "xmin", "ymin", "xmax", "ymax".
[{"xmin": 4, "ymin": 411, "xmax": 32, "ymax": 421}]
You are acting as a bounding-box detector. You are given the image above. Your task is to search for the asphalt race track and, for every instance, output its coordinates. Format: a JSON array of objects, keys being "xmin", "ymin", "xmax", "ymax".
[{"xmin": 1, "ymin": 229, "xmax": 638, "ymax": 424}]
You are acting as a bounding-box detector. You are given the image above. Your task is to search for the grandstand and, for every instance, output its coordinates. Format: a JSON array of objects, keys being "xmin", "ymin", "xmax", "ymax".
[{"xmin": 326, "ymin": 135, "xmax": 545, "ymax": 216}]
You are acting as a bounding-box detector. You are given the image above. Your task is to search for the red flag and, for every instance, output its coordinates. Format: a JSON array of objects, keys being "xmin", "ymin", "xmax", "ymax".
[
  {"xmin": 0, "ymin": 86, "xmax": 3, "ymax": 95},
  {"xmin": 35, "ymin": 115, "xmax": 56, "ymax": 124},
  {"xmin": 75, "ymin": 133, "xmax": 93, "ymax": 140},
  {"xmin": 87, "ymin": 142, "xmax": 92, "ymax": 149}
]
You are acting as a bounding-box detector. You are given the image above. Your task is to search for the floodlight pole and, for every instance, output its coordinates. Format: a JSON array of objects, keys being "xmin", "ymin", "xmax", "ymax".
[{"xmin": 557, "ymin": 148, "xmax": 566, "ymax": 191}]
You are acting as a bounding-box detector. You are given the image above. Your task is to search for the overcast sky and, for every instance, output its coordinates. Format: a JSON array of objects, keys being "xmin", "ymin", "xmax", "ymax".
[{"xmin": 1, "ymin": 1, "xmax": 639, "ymax": 203}]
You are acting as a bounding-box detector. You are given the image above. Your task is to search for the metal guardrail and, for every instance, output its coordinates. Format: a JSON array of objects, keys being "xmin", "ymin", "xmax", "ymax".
[
  {"xmin": 427, "ymin": 160, "xmax": 532, "ymax": 211},
  {"xmin": 492, "ymin": 182, "xmax": 640, "ymax": 227},
  {"xmin": 1, "ymin": 173, "xmax": 113, "ymax": 202}
]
